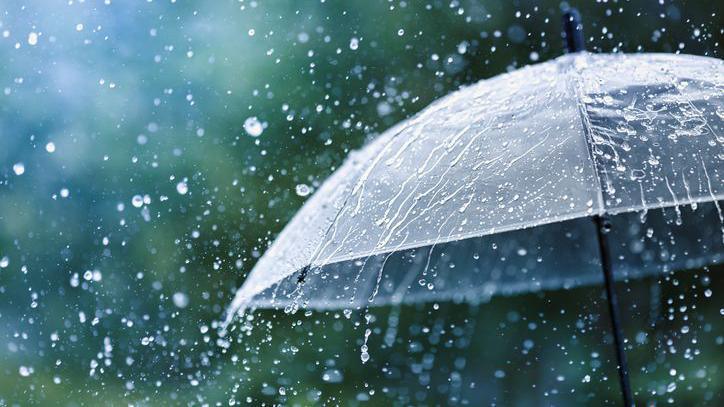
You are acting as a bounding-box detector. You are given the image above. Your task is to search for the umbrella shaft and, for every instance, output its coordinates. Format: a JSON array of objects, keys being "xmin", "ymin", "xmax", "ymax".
[
  {"xmin": 562, "ymin": 9, "xmax": 585, "ymax": 53},
  {"xmin": 594, "ymin": 215, "xmax": 633, "ymax": 406}
]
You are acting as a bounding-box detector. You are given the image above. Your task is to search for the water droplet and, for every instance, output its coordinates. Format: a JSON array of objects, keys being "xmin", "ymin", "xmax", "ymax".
[
  {"xmin": 360, "ymin": 328, "xmax": 371, "ymax": 363},
  {"xmin": 349, "ymin": 37, "xmax": 359, "ymax": 50},
  {"xmin": 45, "ymin": 142, "xmax": 56, "ymax": 153},
  {"xmin": 322, "ymin": 369, "xmax": 343, "ymax": 383},
  {"xmin": 176, "ymin": 181, "xmax": 188, "ymax": 195},
  {"xmin": 19, "ymin": 366, "xmax": 33, "ymax": 377},
  {"xmin": 13, "ymin": 162, "xmax": 25, "ymax": 175},
  {"xmin": 243, "ymin": 117, "xmax": 263, "ymax": 137},
  {"xmin": 173, "ymin": 292, "xmax": 189, "ymax": 308},
  {"xmin": 0, "ymin": 256, "xmax": 9, "ymax": 268},
  {"xmin": 457, "ymin": 41, "xmax": 468, "ymax": 54},
  {"xmin": 295, "ymin": 184, "xmax": 310, "ymax": 197},
  {"xmin": 131, "ymin": 195, "xmax": 144, "ymax": 208},
  {"xmin": 630, "ymin": 169, "xmax": 646, "ymax": 181},
  {"xmin": 27, "ymin": 32, "xmax": 38, "ymax": 46}
]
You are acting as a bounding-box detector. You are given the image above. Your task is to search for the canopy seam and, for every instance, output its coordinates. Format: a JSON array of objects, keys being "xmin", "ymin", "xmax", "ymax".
[{"xmin": 568, "ymin": 54, "xmax": 607, "ymax": 215}]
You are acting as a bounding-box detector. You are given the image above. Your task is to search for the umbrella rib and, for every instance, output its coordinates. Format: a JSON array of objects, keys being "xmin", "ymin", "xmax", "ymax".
[
  {"xmin": 569, "ymin": 58, "xmax": 606, "ymax": 214},
  {"xmin": 570, "ymin": 57, "xmax": 634, "ymax": 406}
]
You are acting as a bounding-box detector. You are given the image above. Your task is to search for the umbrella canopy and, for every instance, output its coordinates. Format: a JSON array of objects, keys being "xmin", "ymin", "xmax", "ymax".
[{"xmin": 227, "ymin": 52, "xmax": 723, "ymax": 322}]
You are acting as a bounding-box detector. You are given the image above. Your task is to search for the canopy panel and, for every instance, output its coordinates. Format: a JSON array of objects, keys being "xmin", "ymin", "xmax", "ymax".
[
  {"xmin": 578, "ymin": 53, "xmax": 723, "ymax": 213},
  {"xmin": 314, "ymin": 56, "xmax": 602, "ymax": 266}
]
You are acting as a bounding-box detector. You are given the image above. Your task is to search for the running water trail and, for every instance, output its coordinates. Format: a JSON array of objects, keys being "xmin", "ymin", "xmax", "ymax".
[{"xmin": 701, "ymin": 159, "xmax": 724, "ymax": 243}]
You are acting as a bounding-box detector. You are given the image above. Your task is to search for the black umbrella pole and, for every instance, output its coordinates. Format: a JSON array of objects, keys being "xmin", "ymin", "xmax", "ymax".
[{"xmin": 594, "ymin": 215, "xmax": 633, "ymax": 406}]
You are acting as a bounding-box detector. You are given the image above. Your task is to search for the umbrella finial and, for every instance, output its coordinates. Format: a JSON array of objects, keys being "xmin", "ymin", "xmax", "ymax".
[{"xmin": 562, "ymin": 8, "xmax": 585, "ymax": 53}]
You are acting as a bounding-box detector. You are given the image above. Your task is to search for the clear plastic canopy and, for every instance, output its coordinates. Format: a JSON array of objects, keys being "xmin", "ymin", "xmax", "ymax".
[{"xmin": 226, "ymin": 53, "xmax": 724, "ymax": 322}]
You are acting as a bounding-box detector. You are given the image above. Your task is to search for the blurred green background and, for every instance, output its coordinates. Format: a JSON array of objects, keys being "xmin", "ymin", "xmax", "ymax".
[{"xmin": 0, "ymin": 0, "xmax": 721, "ymax": 405}]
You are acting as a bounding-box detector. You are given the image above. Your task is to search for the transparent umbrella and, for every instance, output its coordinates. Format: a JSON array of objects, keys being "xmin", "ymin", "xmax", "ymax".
[{"xmin": 225, "ymin": 10, "xmax": 723, "ymax": 406}]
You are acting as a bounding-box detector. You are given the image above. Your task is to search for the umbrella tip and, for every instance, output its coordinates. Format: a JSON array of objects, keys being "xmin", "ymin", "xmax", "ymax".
[{"xmin": 562, "ymin": 8, "xmax": 585, "ymax": 53}]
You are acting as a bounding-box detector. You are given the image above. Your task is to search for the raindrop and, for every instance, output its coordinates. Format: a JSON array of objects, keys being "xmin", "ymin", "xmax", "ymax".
[
  {"xmin": 27, "ymin": 32, "xmax": 38, "ymax": 45},
  {"xmin": 349, "ymin": 37, "xmax": 359, "ymax": 50},
  {"xmin": 45, "ymin": 142, "xmax": 56, "ymax": 153},
  {"xmin": 13, "ymin": 162, "xmax": 25, "ymax": 175},
  {"xmin": 360, "ymin": 328, "xmax": 371, "ymax": 363},
  {"xmin": 0, "ymin": 256, "xmax": 8, "ymax": 268},
  {"xmin": 131, "ymin": 195, "xmax": 144, "ymax": 208},
  {"xmin": 295, "ymin": 184, "xmax": 311, "ymax": 197},
  {"xmin": 18, "ymin": 366, "xmax": 33, "ymax": 377},
  {"xmin": 630, "ymin": 169, "xmax": 646, "ymax": 180},
  {"xmin": 173, "ymin": 292, "xmax": 189, "ymax": 308},
  {"xmin": 176, "ymin": 181, "xmax": 188, "ymax": 195},
  {"xmin": 457, "ymin": 41, "xmax": 468, "ymax": 54},
  {"xmin": 322, "ymin": 369, "xmax": 343, "ymax": 383},
  {"xmin": 377, "ymin": 102, "xmax": 392, "ymax": 117},
  {"xmin": 507, "ymin": 25, "xmax": 526, "ymax": 43},
  {"xmin": 243, "ymin": 117, "xmax": 263, "ymax": 137}
]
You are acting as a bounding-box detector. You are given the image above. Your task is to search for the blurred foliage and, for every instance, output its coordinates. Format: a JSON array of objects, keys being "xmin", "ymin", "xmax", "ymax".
[{"xmin": 0, "ymin": 0, "xmax": 721, "ymax": 405}]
